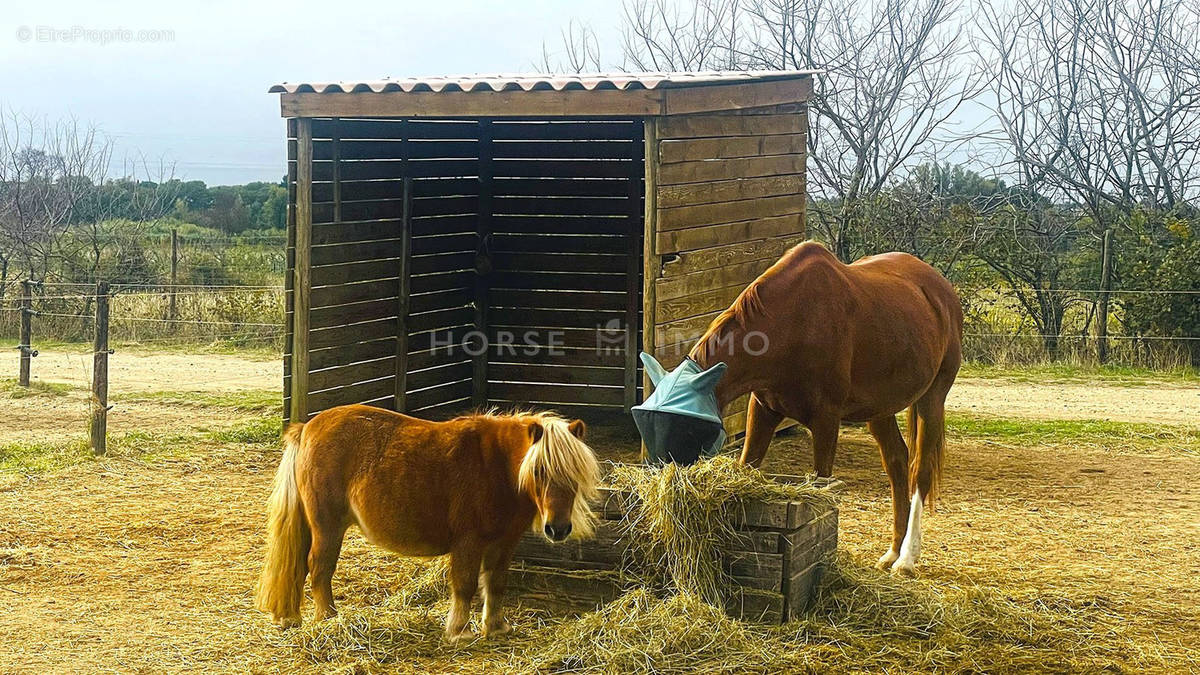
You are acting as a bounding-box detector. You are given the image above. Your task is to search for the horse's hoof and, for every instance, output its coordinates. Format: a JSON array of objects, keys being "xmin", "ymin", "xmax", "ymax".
[
  {"xmin": 891, "ymin": 562, "xmax": 917, "ymax": 578},
  {"xmin": 876, "ymin": 550, "xmax": 899, "ymax": 571}
]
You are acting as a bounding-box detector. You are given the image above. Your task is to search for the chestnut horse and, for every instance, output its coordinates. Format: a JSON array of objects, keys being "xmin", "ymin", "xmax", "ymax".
[
  {"xmin": 685, "ymin": 241, "xmax": 962, "ymax": 576},
  {"xmin": 255, "ymin": 405, "xmax": 600, "ymax": 639}
]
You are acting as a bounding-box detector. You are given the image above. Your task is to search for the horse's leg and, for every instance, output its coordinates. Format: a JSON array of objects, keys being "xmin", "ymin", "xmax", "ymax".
[
  {"xmin": 868, "ymin": 414, "xmax": 910, "ymax": 571},
  {"xmin": 445, "ymin": 539, "xmax": 484, "ymax": 641},
  {"xmin": 308, "ymin": 522, "xmax": 348, "ymax": 622},
  {"xmin": 810, "ymin": 413, "xmax": 841, "ymax": 478},
  {"xmin": 893, "ymin": 378, "xmax": 951, "ymax": 577},
  {"xmin": 479, "ymin": 536, "xmax": 520, "ymax": 638},
  {"xmin": 740, "ymin": 393, "xmax": 784, "ymax": 468}
]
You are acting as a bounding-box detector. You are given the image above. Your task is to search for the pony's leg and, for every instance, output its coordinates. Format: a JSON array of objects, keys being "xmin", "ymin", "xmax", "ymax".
[
  {"xmin": 867, "ymin": 414, "xmax": 910, "ymax": 571},
  {"xmin": 445, "ymin": 541, "xmax": 484, "ymax": 641},
  {"xmin": 810, "ymin": 414, "xmax": 841, "ymax": 478},
  {"xmin": 308, "ymin": 523, "xmax": 347, "ymax": 622},
  {"xmin": 739, "ymin": 393, "xmax": 784, "ymax": 468},
  {"xmin": 480, "ymin": 537, "xmax": 520, "ymax": 637}
]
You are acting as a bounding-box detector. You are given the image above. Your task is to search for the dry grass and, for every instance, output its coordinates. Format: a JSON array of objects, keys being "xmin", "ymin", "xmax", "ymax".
[{"xmin": 1, "ymin": 378, "xmax": 1197, "ymax": 672}]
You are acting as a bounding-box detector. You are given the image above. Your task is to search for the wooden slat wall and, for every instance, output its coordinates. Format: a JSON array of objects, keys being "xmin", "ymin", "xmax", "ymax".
[
  {"xmin": 646, "ymin": 106, "xmax": 808, "ymax": 435},
  {"xmin": 288, "ymin": 117, "xmax": 647, "ymax": 421},
  {"xmin": 403, "ymin": 120, "xmax": 479, "ymax": 417},
  {"xmin": 293, "ymin": 118, "xmax": 480, "ymax": 419},
  {"xmin": 486, "ymin": 119, "xmax": 644, "ymax": 410}
]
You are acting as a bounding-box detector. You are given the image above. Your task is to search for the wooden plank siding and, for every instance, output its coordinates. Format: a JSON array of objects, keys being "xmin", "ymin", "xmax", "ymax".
[
  {"xmin": 644, "ymin": 106, "xmax": 808, "ymax": 438},
  {"xmin": 291, "ymin": 117, "xmax": 480, "ymax": 419},
  {"xmin": 287, "ymin": 116, "xmax": 648, "ymax": 421},
  {"xmin": 485, "ymin": 118, "xmax": 644, "ymax": 412}
]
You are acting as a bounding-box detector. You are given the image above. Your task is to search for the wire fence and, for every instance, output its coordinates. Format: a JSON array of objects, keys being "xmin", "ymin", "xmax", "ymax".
[
  {"xmin": 1, "ymin": 280, "xmax": 1196, "ymax": 374},
  {"xmin": 0, "ymin": 276, "xmax": 1193, "ymax": 456}
]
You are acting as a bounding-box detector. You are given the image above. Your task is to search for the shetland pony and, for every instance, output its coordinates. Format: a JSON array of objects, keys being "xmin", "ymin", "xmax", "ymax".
[
  {"xmin": 686, "ymin": 242, "xmax": 962, "ymax": 576},
  {"xmin": 254, "ymin": 405, "xmax": 600, "ymax": 640}
]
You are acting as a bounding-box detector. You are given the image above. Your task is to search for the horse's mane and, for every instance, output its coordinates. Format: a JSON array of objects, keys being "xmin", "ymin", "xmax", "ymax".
[
  {"xmin": 690, "ymin": 242, "xmax": 828, "ymax": 364},
  {"xmin": 690, "ymin": 279, "xmax": 768, "ymax": 363},
  {"xmin": 515, "ymin": 411, "xmax": 601, "ymax": 537}
]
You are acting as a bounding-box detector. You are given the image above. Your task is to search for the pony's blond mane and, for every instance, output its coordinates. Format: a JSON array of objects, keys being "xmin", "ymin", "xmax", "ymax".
[{"xmin": 516, "ymin": 412, "xmax": 601, "ymax": 538}]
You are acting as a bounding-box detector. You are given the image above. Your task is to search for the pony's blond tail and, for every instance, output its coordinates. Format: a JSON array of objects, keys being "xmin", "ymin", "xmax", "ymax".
[{"xmin": 254, "ymin": 423, "xmax": 310, "ymax": 626}]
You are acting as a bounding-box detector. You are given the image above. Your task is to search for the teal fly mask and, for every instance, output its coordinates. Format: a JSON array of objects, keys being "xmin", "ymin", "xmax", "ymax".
[{"xmin": 631, "ymin": 352, "xmax": 728, "ymax": 465}]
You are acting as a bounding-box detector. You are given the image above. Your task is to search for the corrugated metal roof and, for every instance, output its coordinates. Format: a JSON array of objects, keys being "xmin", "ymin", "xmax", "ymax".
[{"xmin": 269, "ymin": 71, "xmax": 815, "ymax": 95}]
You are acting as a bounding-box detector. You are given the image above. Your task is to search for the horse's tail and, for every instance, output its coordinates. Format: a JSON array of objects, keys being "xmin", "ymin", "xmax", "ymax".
[
  {"xmin": 254, "ymin": 422, "xmax": 310, "ymax": 626},
  {"xmin": 905, "ymin": 406, "xmax": 918, "ymax": 461},
  {"xmin": 907, "ymin": 404, "xmax": 944, "ymax": 508}
]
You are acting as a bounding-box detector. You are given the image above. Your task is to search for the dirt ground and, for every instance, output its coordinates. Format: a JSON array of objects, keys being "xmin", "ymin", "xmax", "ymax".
[
  {"xmin": 0, "ymin": 352, "xmax": 1197, "ymax": 671},
  {"xmin": 0, "ymin": 348, "xmax": 275, "ymax": 394},
  {"xmin": 0, "ymin": 348, "xmax": 277, "ymax": 445}
]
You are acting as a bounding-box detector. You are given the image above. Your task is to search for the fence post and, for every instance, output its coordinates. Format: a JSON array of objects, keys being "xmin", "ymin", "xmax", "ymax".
[
  {"xmin": 90, "ymin": 281, "xmax": 111, "ymax": 456},
  {"xmin": 1096, "ymin": 228, "xmax": 1113, "ymax": 364},
  {"xmin": 169, "ymin": 228, "xmax": 179, "ymax": 320},
  {"xmin": 18, "ymin": 279, "xmax": 37, "ymax": 387}
]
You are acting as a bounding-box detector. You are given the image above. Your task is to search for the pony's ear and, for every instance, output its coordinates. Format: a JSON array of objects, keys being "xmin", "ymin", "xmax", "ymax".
[
  {"xmin": 640, "ymin": 352, "xmax": 669, "ymax": 386},
  {"xmin": 692, "ymin": 361, "xmax": 727, "ymax": 392},
  {"xmin": 527, "ymin": 421, "xmax": 544, "ymax": 445},
  {"xmin": 567, "ymin": 419, "xmax": 587, "ymax": 439}
]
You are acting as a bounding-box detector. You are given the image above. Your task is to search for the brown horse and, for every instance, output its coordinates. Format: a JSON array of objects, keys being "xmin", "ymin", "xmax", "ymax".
[
  {"xmin": 685, "ymin": 241, "xmax": 962, "ymax": 576},
  {"xmin": 255, "ymin": 405, "xmax": 600, "ymax": 639}
]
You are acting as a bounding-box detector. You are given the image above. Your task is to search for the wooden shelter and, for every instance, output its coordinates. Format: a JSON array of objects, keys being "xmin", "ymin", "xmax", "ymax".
[{"xmin": 273, "ymin": 72, "xmax": 813, "ymax": 435}]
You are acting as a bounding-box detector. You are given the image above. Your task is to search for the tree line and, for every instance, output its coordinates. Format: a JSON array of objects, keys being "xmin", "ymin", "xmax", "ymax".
[{"xmin": 0, "ymin": 111, "xmax": 285, "ymax": 293}]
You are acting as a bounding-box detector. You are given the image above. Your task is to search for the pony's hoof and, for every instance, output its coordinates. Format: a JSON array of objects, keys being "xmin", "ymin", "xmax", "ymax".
[
  {"xmin": 445, "ymin": 628, "xmax": 478, "ymax": 643},
  {"xmin": 891, "ymin": 562, "xmax": 917, "ymax": 578},
  {"xmin": 876, "ymin": 550, "xmax": 899, "ymax": 571},
  {"xmin": 484, "ymin": 620, "xmax": 512, "ymax": 638},
  {"xmin": 276, "ymin": 616, "xmax": 302, "ymax": 629}
]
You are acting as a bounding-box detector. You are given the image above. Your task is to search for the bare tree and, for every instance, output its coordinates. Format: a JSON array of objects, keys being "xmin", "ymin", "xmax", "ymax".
[
  {"xmin": 0, "ymin": 111, "xmax": 179, "ymax": 317},
  {"xmin": 976, "ymin": 0, "xmax": 1200, "ymax": 358},
  {"xmin": 746, "ymin": 0, "xmax": 984, "ymax": 260},
  {"xmin": 537, "ymin": 20, "xmax": 604, "ymax": 73},
  {"xmin": 0, "ymin": 111, "xmax": 112, "ymax": 284},
  {"xmin": 621, "ymin": 0, "xmax": 746, "ymax": 70},
  {"xmin": 971, "ymin": 194, "xmax": 1090, "ymax": 357},
  {"xmin": 618, "ymin": 0, "xmax": 983, "ymax": 261}
]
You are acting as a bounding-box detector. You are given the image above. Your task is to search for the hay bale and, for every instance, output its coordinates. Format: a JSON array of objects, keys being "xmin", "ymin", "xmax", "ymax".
[{"xmin": 606, "ymin": 456, "xmax": 835, "ymax": 605}]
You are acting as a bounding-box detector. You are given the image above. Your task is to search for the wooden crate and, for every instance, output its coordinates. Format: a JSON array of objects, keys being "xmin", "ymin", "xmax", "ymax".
[{"xmin": 510, "ymin": 476, "xmax": 839, "ymax": 623}]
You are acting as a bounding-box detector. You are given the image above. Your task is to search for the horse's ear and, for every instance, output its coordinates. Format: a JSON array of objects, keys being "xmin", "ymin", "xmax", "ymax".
[
  {"xmin": 568, "ymin": 419, "xmax": 587, "ymax": 439},
  {"xmin": 640, "ymin": 352, "xmax": 669, "ymax": 386},
  {"xmin": 527, "ymin": 420, "xmax": 544, "ymax": 445},
  {"xmin": 693, "ymin": 361, "xmax": 727, "ymax": 392}
]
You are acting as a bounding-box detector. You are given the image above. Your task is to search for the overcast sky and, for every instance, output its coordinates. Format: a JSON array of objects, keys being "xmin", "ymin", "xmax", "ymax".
[{"xmin": 1, "ymin": 0, "xmax": 626, "ymax": 185}]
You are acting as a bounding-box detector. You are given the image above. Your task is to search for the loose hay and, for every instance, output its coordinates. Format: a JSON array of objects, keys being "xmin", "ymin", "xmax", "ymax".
[
  {"xmin": 607, "ymin": 455, "xmax": 834, "ymax": 604},
  {"xmin": 519, "ymin": 588, "xmax": 803, "ymax": 673},
  {"xmin": 499, "ymin": 555, "xmax": 1134, "ymax": 674}
]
